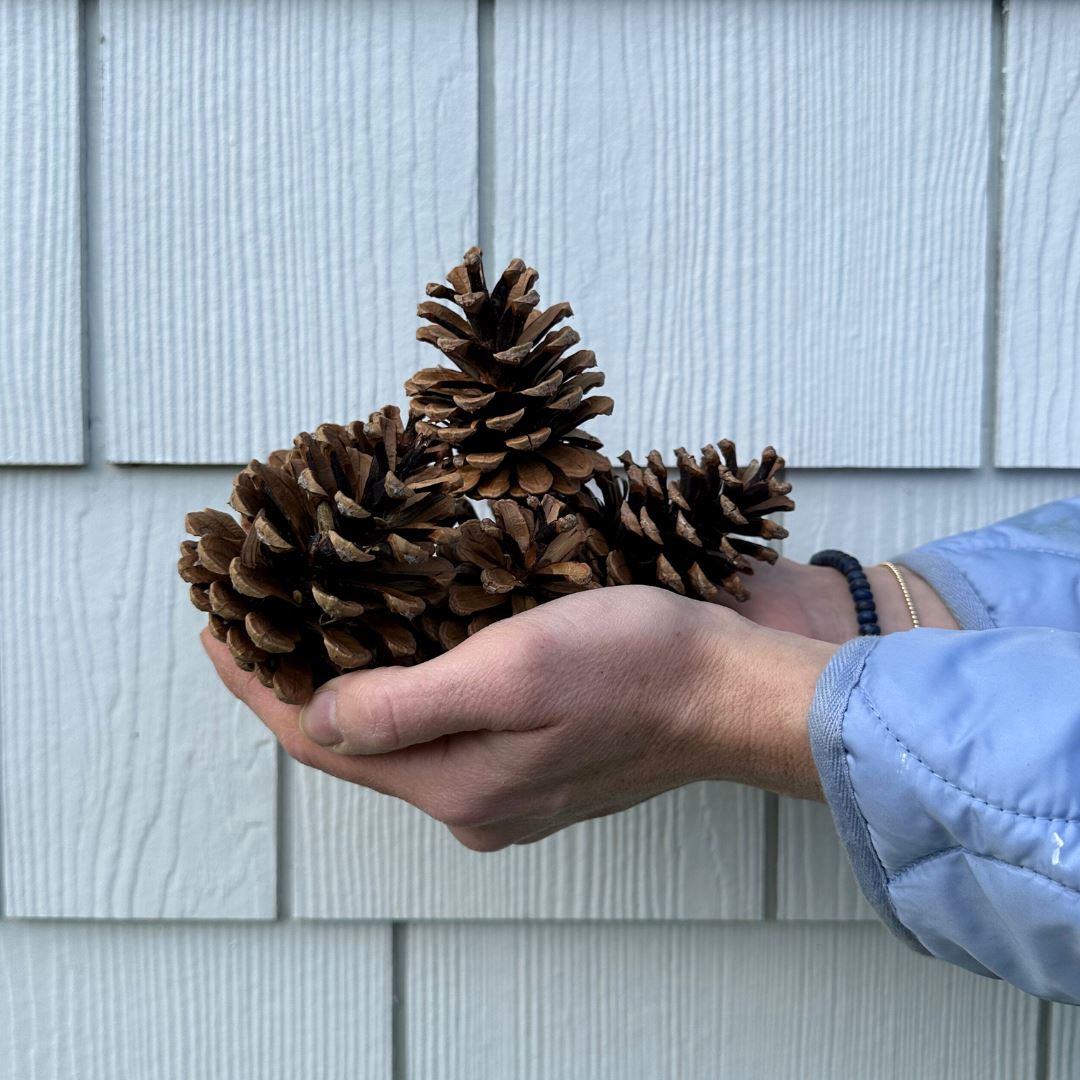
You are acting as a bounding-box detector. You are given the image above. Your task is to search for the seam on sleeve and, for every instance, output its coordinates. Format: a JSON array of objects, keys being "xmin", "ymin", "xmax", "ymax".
[
  {"xmin": 854, "ymin": 682, "xmax": 1080, "ymax": 824},
  {"xmin": 889, "ymin": 846, "xmax": 1080, "ymax": 900},
  {"xmin": 889, "ymin": 846, "xmax": 961, "ymax": 881},
  {"xmin": 996, "ymin": 546, "xmax": 1080, "ymax": 563}
]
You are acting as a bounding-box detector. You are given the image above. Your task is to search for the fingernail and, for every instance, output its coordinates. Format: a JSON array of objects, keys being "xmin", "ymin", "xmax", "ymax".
[{"xmin": 299, "ymin": 690, "xmax": 339, "ymax": 747}]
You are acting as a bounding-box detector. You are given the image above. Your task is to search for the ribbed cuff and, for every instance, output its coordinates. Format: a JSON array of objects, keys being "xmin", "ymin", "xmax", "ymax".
[
  {"xmin": 807, "ymin": 635, "xmax": 930, "ymax": 954},
  {"xmin": 889, "ymin": 549, "xmax": 996, "ymax": 631}
]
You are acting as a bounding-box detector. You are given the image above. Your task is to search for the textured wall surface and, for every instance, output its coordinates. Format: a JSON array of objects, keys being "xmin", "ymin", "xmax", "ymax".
[
  {"xmin": 492, "ymin": 0, "xmax": 990, "ymax": 469},
  {"xmin": 999, "ymin": 0, "xmax": 1080, "ymax": 465},
  {"xmin": 2, "ymin": 0, "xmax": 1077, "ymax": 1075},
  {"xmin": 0, "ymin": 1, "xmax": 82, "ymax": 463}
]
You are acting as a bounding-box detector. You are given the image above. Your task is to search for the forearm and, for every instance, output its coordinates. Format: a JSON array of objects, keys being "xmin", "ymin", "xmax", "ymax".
[{"xmin": 692, "ymin": 605, "xmax": 837, "ymax": 801}]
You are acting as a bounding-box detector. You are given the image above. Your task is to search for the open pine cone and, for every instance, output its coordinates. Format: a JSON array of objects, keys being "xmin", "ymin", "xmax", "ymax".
[
  {"xmin": 407, "ymin": 247, "xmax": 614, "ymax": 499},
  {"xmin": 419, "ymin": 495, "xmax": 596, "ymax": 644},
  {"xmin": 602, "ymin": 441, "xmax": 794, "ymax": 602},
  {"xmin": 178, "ymin": 406, "xmax": 460, "ymax": 703},
  {"xmin": 564, "ymin": 468, "xmax": 623, "ymax": 586}
]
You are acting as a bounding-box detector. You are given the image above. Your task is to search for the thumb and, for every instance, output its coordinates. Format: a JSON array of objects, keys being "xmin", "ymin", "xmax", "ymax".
[{"xmin": 298, "ymin": 642, "xmax": 517, "ymax": 755}]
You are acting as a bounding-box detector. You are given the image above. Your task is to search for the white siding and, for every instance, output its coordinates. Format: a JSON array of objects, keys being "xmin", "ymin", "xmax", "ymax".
[
  {"xmin": 998, "ymin": 0, "xmax": 1080, "ymax": 466},
  {"xmin": 1051, "ymin": 1002, "xmax": 1080, "ymax": 1080},
  {"xmin": 406, "ymin": 922, "xmax": 1037, "ymax": 1080},
  {"xmin": 492, "ymin": 0, "xmax": 989, "ymax": 468},
  {"xmin": 99, "ymin": 0, "xmax": 478, "ymax": 463},
  {"xmin": 0, "ymin": 469, "xmax": 278, "ymax": 918},
  {"xmin": 0, "ymin": 921, "xmax": 391, "ymax": 1079},
  {"xmin": 291, "ymin": 769, "xmax": 763, "ymax": 919},
  {"xmin": 0, "ymin": 0, "xmax": 82, "ymax": 463}
]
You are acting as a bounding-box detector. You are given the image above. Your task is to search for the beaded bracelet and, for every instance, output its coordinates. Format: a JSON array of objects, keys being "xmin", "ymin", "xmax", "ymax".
[{"xmin": 808, "ymin": 549, "xmax": 880, "ymax": 636}]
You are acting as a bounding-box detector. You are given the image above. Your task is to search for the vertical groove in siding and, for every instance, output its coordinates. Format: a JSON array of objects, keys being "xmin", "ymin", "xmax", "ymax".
[
  {"xmin": 477, "ymin": 0, "xmax": 496, "ymax": 262},
  {"xmin": 291, "ymin": 767, "xmax": 764, "ymax": 919},
  {"xmin": 1036, "ymin": 999, "xmax": 1053, "ymax": 1080},
  {"xmin": 762, "ymin": 792, "xmax": 779, "ymax": 920},
  {"xmin": 274, "ymin": 744, "xmax": 290, "ymax": 919},
  {"xmin": 0, "ymin": 469, "xmax": 278, "ymax": 918},
  {"xmin": 406, "ymin": 922, "xmax": 1038, "ymax": 1079},
  {"xmin": 81, "ymin": 0, "xmax": 108, "ymax": 468},
  {"xmin": 997, "ymin": 0, "xmax": 1080, "ymax": 465},
  {"xmin": 982, "ymin": 0, "xmax": 1006, "ymax": 469},
  {"xmin": 391, "ymin": 923, "xmax": 407, "ymax": 1080},
  {"xmin": 0, "ymin": 921, "xmax": 392, "ymax": 1080},
  {"xmin": 492, "ymin": 0, "xmax": 989, "ymax": 468},
  {"xmin": 0, "ymin": 0, "xmax": 83, "ymax": 464},
  {"xmin": 99, "ymin": 0, "xmax": 479, "ymax": 464},
  {"xmin": 1049, "ymin": 1002, "xmax": 1079, "ymax": 1079}
]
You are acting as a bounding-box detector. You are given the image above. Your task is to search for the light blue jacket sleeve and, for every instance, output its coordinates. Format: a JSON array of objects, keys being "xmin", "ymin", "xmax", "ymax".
[{"xmin": 808, "ymin": 495, "xmax": 1080, "ymax": 1004}]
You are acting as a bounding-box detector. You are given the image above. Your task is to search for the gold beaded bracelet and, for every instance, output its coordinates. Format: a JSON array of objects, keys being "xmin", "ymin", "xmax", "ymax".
[{"xmin": 880, "ymin": 561, "xmax": 920, "ymax": 629}]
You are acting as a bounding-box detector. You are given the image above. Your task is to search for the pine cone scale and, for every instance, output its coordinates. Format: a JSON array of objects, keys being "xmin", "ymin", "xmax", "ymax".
[{"xmin": 409, "ymin": 248, "xmax": 612, "ymax": 497}]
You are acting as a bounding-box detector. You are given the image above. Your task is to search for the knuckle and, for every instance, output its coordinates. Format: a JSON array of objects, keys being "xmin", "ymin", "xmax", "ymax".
[
  {"xmin": 336, "ymin": 671, "xmax": 405, "ymax": 754},
  {"xmin": 349, "ymin": 677, "xmax": 401, "ymax": 753}
]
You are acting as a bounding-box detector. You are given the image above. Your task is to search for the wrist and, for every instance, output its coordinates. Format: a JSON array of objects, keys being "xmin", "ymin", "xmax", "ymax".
[
  {"xmin": 797, "ymin": 561, "xmax": 959, "ymax": 641},
  {"xmin": 868, "ymin": 563, "xmax": 959, "ymax": 632},
  {"xmin": 796, "ymin": 563, "xmax": 862, "ymax": 643},
  {"xmin": 688, "ymin": 604, "xmax": 838, "ymax": 800}
]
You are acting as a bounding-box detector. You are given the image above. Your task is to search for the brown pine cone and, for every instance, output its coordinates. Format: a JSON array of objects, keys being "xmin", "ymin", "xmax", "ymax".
[
  {"xmin": 406, "ymin": 246, "xmax": 613, "ymax": 499},
  {"xmin": 602, "ymin": 441, "xmax": 794, "ymax": 602},
  {"xmin": 419, "ymin": 495, "xmax": 596, "ymax": 644},
  {"xmin": 178, "ymin": 406, "xmax": 459, "ymax": 704},
  {"xmin": 564, "ymin": 468, "xmax": 624, "ymax": 586}
]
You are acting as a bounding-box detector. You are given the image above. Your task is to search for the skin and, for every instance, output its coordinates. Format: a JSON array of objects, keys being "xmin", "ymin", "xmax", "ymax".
[{"xmin": 202, "ymin": 557, "xmax": 959, "ymax": 852}]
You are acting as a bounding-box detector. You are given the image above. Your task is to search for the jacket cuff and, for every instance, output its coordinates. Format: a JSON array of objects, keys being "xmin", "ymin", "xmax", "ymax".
[
  {"xmin": 886, "ymin": 496, "xmax": 1080, "ymax": 632},
  {"xmin": 806, "ymin": 635, "xmax": 930, "ymax": 954},
  {"xmin": 888, "ymin": 550, "xmax": 994, "ymax": 630}
]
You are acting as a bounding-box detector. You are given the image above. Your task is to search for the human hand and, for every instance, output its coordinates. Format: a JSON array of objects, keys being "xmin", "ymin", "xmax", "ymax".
[{"xmin": 203, "ymin": 585, "xmax": 838, "ymax": 851}]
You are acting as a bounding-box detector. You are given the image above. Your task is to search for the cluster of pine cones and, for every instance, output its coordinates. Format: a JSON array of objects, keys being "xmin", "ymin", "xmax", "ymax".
[{"xmin": 179, "ymin": 248, "xmax": 794, "ymax": 703}]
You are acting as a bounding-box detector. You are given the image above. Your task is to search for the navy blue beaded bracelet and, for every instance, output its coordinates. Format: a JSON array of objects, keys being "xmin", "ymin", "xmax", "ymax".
[{"xmin": 808, "ymin": 549, "xmax": 881, "ymax": 636}]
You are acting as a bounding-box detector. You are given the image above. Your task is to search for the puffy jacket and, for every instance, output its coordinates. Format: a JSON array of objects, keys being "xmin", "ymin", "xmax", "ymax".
[{"xmin": 809, "ymin": 495, "xmax": 1080, "ymax": 1004}]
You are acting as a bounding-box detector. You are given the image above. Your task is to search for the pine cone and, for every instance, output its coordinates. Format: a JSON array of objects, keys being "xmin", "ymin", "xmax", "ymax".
[
  {"xmin": 420, "ymin": 495, "xmax": 596, "ymax": 643},
  {"xmin": 178, "ymin": 406, "xmax": 459, "ymax": 704},
  {"xmin": 603, "ymin": 441, "xmax": 794, "ymax": 602},
  {"xmin": 407, "ymin": 246, "xmax": 614, "ymax": 499},
  {"xmin": 565, "ymin": 468, "xmax": 624, "ymax": 586}
]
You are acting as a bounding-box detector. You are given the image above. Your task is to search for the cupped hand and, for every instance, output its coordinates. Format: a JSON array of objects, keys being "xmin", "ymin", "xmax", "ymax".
[{"xmin": 203, "ymin": 585, "xmax": 838, "ymax": 851}]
